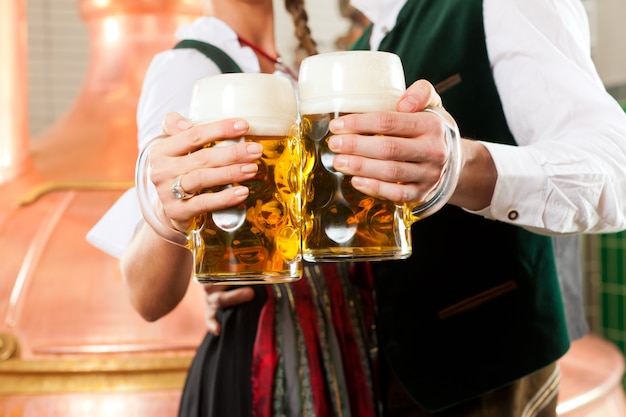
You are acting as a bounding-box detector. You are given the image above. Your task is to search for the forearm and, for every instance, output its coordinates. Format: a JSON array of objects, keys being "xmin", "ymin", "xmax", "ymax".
[{"xmin": 120, "ymin": 222, "xmax": 192, "ymax": 321}]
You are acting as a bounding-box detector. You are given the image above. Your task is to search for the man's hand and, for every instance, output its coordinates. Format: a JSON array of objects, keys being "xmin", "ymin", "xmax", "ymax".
[{"xmin": 327, "ymin": 80, "xmax": 449, "ymax": 206}]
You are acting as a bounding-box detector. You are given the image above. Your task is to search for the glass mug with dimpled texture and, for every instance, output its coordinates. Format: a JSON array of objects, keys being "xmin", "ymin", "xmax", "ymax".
[
  {"xmin": 298, "ymin": 51, "xmax": 461, "ymax": 262},
  {"xmin": 136, "ymin": 73, "xmax": 303, "ymax": 284}
]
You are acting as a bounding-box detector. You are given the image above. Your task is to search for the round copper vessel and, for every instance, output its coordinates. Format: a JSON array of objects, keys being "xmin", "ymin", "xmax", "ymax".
[{"xmin": 0, "ymin": 1, "xmax": 207, "ymax": 415}]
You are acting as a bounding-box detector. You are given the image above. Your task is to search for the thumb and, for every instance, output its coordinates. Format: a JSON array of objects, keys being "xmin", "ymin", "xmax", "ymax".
[
  {"xmin": 397, "ymin": 79, "xmax": 442, "ymax": 113},
  {"xmin": 162, "ymin": 112, "xmax": 193, "ymax": 135}
]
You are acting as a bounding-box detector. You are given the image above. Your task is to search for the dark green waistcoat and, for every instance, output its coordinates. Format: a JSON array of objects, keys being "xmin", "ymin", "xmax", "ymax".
[{"xmin": 352, "ymin": 0, "xmax": 570, "ymax": 412}]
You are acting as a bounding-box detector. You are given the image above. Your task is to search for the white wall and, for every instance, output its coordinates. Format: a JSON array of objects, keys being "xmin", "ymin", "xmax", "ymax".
[
  {"xmin": 594, "ymin": 0, "xmax": 626, "ymax": 88},
  {"xmin": 27, "ymin": 0, "xmax": 88, "ymax": 138}
]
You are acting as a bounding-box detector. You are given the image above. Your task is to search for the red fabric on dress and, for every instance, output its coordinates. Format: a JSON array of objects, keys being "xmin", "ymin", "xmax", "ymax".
[
  {"xmin": 251, "ymin": 285, "xmax": 278, "ymax": 417},
  {"xmin": 291, "ymin": 276, "xmax": 332, "ymax": 416},
  {"xmin": 324, "ymin": 263, "xmax": 378, "ymax": 417}
]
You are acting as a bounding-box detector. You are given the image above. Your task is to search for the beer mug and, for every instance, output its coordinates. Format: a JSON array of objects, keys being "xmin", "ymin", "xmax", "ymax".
[
  {"xmin": 136, "ymin": 73, "xmax": 303, "ymax": 284},
  {"xmin": 298, "ymin": 50, "xmax": 461, "ymax": 262}
]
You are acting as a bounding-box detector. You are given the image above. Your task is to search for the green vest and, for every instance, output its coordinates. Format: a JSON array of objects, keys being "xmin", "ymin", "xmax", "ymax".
[{"xmin": 353, "ymin": 0, "xmax": 569, "ymax": 412}]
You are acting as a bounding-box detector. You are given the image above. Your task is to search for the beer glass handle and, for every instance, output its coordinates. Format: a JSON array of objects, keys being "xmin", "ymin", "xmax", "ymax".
[
  {"xmin": 410, "ymin": 107, "xmax": 462, "ymax": 220},
  {"xmin": 135, "ymin": 136, "xmax": 189, "ymax": 247}
]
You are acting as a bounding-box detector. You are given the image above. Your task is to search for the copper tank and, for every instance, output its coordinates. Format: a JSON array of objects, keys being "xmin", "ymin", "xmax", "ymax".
[{"xmin": 0, "ymin": 1, "xmax": 208, "ymax": 415}]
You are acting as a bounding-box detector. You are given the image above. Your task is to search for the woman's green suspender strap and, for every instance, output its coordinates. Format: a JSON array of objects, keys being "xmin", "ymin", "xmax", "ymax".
[{"xmin": 173, "ymin": 39, "xmax": 243, "ymax": 74}]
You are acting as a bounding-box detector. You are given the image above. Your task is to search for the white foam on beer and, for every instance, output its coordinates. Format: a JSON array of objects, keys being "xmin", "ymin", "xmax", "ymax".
[
  {"xmin": 189, "ymin": 73, "xmax": 297, "ymax": 136},
  {"xmin": 299, "ymin": 51, "xmax": 406, "ymax": 115}
]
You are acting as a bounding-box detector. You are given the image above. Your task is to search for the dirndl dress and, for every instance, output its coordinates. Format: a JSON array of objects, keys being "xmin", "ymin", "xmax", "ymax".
[{"xmin": 178, "ymin": 262, "xmax": 380, "ymax": 417}]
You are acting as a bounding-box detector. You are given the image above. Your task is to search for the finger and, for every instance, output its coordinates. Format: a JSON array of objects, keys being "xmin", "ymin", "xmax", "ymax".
[
  {"xmin": 397, "ymin": 79, "xmax": 442, "ymax": 112},
  {"xmin": 351, "ymin": 176, "xmax": 439, "ymax": 205},
  {"xmin": 153, "ymin": 142, "xmax": 263, "ymax": 230},
  {"xmin": 185, "ymin": 141, "xmax": 263, "ymax": 172},
  {"xmin": 205, "ymin": 310, "xmax": 221, "ymax": 336},
  {"xmin": 149, "ymin": 140, "xmax": 262, "ymax": 195},
  {"xmin": 328, "ymin": 117, "xmax": 446, "ymax": 162},
  {"xmin": 329, "ymin": 110, "xmax": 439, "ymax": 138},
  {"xmin": 333, "ymin": 151, "xmax": 444, "ymax": 195},
  {"xmin": 209, "ymin": 287, "xmax": 255, "ymax": 309},
  {"xmin": 162, "ymin": 112, "xmax": 194, "ymax": 135},
  {"xmin": 156, "ymin": 145, "xmax": 262, "ymax": 198},
  {"xmin": 157, "ymin": 118, "xmax": 250, "ymax": 157},
  {"xmin": 333, "ymin": 152, "xmax": 430, "ymax": 182},
  {"xmin": 203, "ymin": 283, "xmax": 225, "ymax": 296},
  {"xmin": 204, "ymin": 287, "xmax": 255, "ymax": 336},
  {"xmin": 163, "ymin": 186, "xmax": 251, "ymax": 227},
  {"xmin": 180, "ymin": 164, "xmax": 258, "ymax": 198}
]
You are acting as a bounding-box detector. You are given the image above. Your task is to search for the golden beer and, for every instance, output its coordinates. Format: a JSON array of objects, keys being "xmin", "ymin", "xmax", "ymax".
[
  {"xmin": 187, "ymin": 74, "xmax": 302, "ymax": 283},
  {"xmin": 299, "ymin": 51, "xmax": 410, "ymax": 261},
  {"xmin": 301, "ymin": 112, "xmax": 411, "ymax": 261},
  {"xmin": 190, "ymin": 132, "xmax": 303, "ymax": 283}
]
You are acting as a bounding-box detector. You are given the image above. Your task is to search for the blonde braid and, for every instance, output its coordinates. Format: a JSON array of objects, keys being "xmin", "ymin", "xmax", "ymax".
[{"xmin": 284, "ymin": 0, "xmax": 318, "ymax": 65}]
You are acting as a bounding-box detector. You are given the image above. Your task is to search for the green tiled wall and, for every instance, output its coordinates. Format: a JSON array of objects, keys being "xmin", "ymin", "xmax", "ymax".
[
  {"xmin": 598, "ymin": 102, "xmax": 626, "ymax": 386},
  {"xmin": 599, "ymin": 230, "xmax": 626, "ymax": 386},
  {"xmin": 599, "ymin": 231, "xmax": 626, "ymax": 346}
]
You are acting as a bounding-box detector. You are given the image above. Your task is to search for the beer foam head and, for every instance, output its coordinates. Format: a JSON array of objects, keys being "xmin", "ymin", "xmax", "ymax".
[
  {"xmin": 299, "ymin": 51, "xmax": 406, "ymax": 115},
  {"xmin": 189, "ymin": 73, "xmax": 297, "ymax": 136}
]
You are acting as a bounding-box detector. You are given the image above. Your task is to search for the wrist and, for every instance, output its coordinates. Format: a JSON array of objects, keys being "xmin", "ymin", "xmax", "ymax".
[{"xmin": 448, "ymin": 139, "xmax": 497, "ymax": 211}]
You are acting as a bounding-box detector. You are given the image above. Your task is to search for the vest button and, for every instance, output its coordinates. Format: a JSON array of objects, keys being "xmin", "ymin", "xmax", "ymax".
[{"xmin": 507, "ymin": 210, "xmax": 519, "ymax": 221}]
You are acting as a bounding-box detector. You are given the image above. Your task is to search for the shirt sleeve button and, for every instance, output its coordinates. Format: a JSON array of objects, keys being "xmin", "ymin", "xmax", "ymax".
[{"xmin": 507, "ymin": 210, "xmax": 519, "ymax": 221}]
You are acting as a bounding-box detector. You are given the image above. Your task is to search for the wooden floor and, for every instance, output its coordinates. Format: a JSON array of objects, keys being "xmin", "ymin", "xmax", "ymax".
[{"xmin": 557, "ymin": 333, "xmax": 626, "ymax": 417}]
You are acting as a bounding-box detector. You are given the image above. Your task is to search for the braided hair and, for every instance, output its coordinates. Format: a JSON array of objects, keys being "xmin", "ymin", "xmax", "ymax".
[{"xmin": 284, "ymin": 0, "xmax": 318, "ymax": 65}]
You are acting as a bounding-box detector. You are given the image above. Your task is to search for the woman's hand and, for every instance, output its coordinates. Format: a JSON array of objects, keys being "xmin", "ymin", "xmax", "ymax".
[
  {"xmin": 148, "ymin": 112, "xmax": 264, "ymax": 232},
  {"xmin": 121, "ymin": 112, "xmax": 265, "ymax": 322},
  {"xmin": 203, "ymin": 284, "xmax": 255, "ymax": 336}
]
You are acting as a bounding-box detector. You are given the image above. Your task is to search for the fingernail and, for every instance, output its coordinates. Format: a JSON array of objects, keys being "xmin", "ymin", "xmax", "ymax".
[
  {"xmin": 329, "ymin": 118, "xmax": 344, "ymax": 131},
  {"xmin": 241, "ymin": 163, "xmax": 258, "ymax": 174},
  {"xmin": 246, "ymin": 143, "xmax": 263, "ymax": 154},
  {"xmin": 233, "ymin": 120, "xmax": 248, "ymax": 131},
  {"xmin": 177, "ymin": 118, "xmax": 193, "ymax": 130},
  {"xmin": 352, "ymin": 177, "xmax": 369, "ymax": 188},
  {"xmin": 398, "ymin": 95, "xmax": 419, "ymax": 112},
  {"xmin": 333, "ymin": 155, "xmax": 347, "ymax": 168},
  {"xmin": 233, "ymin": 186, "xmax": 249, "ymax": 196},
  {"xmin": 327, "ymin": 136, "xmax": 342, "ymax": 151}
]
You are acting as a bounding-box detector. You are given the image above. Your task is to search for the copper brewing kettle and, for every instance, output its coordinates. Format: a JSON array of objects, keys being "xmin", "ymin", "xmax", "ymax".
[{"xmin": 0, "ymin": 1, "xmax": 209, "ymax": 415}]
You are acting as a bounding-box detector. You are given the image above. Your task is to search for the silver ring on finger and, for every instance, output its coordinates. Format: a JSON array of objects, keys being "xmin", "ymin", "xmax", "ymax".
[{"xmin": 170, "ymin": 174, "xmax": 195, "ymax": 200}]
